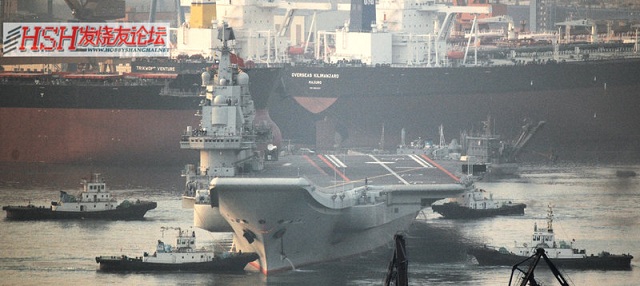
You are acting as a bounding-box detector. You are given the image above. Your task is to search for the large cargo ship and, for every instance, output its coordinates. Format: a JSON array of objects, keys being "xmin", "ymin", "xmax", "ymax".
[
  {"xmin": 0, "ymin": 0, "xmax": 287, "ymax": 165},
  {"xmin": 275, "ymin": 56, "xmax": 640, "ymax": 162},
  {"xmin": 0, "ymin": 71, "xmax": 199, "ymax": 164},
  {"xmin": 3, "ymin": 0, "xmax": 640, "ymax": 164},
  {"xmin": 0, "ymin": 2, "xmax": 287, "ymax": 165},
  {"xmin": 0, "ymin": 66, "xmax": 282, "ymax": 165},
  {"xmin": 268, "ymin": 0, "xmax": 640, "ymax": 163}
]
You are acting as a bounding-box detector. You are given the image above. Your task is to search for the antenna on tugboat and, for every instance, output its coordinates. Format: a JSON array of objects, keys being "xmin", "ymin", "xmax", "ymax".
[{"xmin": 547, "ymin": 204, "xmax": 554, "ymax": 233}]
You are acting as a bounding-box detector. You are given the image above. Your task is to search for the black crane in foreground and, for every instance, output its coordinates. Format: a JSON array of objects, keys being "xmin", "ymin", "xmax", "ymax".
[
  {"xmin": 384, "ymin": 234, "xmax": 408, "ymax": 286},
  {"xmin": 510, "ymin": 248, "xmax": 570, "ymax": 286}
]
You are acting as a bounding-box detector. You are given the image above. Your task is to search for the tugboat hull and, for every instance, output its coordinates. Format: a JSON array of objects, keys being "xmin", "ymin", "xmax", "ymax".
[
  {"xmin": 432, "ymin": 202, "xmax": 526, "ymax": 219},
  {"xmin": 468, "ymin": 246, "xmax": 633, "ymax": 270},
  {"xmin": 95, "ymin": 253, "xmax": 258, "ymax": 272},
  {"xmin": 2, "ymin": 201, "xmax": 157, "ymax": 220}
]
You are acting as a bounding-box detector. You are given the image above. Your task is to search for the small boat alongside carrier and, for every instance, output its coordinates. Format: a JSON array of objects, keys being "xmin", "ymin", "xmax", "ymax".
[
  {"xmin": 431, "ymin": 187, "xmax": 526, "ymax": 219},
  {"xmin": 95, "ymin": 227, "xmax": 258, "ymax": 272},
  {"xmin": 2, "ymin": 173, "xmax": 156, "ymax": 220}
]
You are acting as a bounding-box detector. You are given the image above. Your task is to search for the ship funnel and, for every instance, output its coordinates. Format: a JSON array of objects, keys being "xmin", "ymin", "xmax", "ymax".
[{"xmin": 349, "ymin": 0, "xmax": 376, "ymax": 32}]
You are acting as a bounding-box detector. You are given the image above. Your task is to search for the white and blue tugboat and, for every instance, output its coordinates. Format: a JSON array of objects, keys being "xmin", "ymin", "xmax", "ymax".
[
  {"xmin": 95, "ymin": 227, "xmax": 258, "ymax": 272},
  {"xmin": 2, "ymin": 173, "xmax": 156, "ymax": 220},
  {"xmin": 468, "ymin": 206, "xmax": 633, "ymax": 270},
  {"xmin": 431, "ymin": 187, "xmax": 526, "ymax": 219}
]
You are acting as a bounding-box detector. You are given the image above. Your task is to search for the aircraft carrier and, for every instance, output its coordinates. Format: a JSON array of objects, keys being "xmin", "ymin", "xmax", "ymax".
[
  {"xmin": 210, "ymin": 152, "xmax": 468, "ymax": 274},
  {"xmin": 181, "ymin": 24, "xmax": 468, "ymax": 275}
]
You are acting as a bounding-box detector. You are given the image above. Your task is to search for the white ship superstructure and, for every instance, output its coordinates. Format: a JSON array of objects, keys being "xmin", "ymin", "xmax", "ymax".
[
  {"xmin": 511, "ymin": 207, "xmax": 586, "ymax": 259},
  {"xmin": 53, "ymin": 173, "xmax": 116, "ymax": 212},
  {"xmin": 176, "ymin": 0, "xmax": 336, "ymax": 63},
  {"xmin": 95, "ymin": 226, "xmax": 259, "ymax": 271},
  {"xmin": 324, "ymin": 0, "xmax": 491, "ymax": 66},
  {"xmin": 176, "ymin": 0, "xmax": 494, "ymax": 66},
  {"xmin": 146, "ymin": 227, "xmax": 215, "ymax": 264}
]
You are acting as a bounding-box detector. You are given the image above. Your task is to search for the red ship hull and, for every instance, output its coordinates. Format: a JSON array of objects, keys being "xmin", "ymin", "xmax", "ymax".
[
  {"xmin": 1, "ymin": 108, "xmax": 199, "ymax": 165},
  {"xmin": 0, "ymin": 66, "xmax": 282, "ymax": 165}
]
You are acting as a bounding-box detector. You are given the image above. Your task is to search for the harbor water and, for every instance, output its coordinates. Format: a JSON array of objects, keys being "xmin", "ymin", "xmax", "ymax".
[{"xmin": 1, "ymin": 163, "xmax": 639, "ymax": 285}]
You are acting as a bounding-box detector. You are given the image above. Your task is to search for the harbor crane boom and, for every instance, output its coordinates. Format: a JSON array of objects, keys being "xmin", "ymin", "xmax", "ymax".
[
  {"xmin": 63, "ymin": 0, "xmax": 125, "ymax": 21},
  {"xmin": 276, "ymin": 1, "xmax": 346, "ymax": 38}
]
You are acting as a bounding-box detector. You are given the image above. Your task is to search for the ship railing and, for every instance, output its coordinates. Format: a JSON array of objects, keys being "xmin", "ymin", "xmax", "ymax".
[
  {"xmin": 180, "ymin": 134, "xmax": 244, "ymax": 145},
  {"xmin": 160, "ymin": 87, "xmax": 200, "ymax": 97},
  {"xmin": 1, "ymin": 77, "xmax": 169, "ymax": 87}
]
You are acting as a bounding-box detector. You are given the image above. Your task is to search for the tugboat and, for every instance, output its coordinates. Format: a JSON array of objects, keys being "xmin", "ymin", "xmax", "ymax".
[
  {"xmin": 431, "ymin": 187, "xmax": 526, "ymax": 219},
  {"xmin": 2, "ymin": 173, "xmax": 156, "ymax": 220},
  {"xmin": 468, "ymin": 206, "xmax": 633, "ymax": 270},
  {"xmin": 615, "ymin": 170, "xmax": 637, "ymax": 178},
  {"xmin": 95, "ymin": 227, "xmax": 258, "ymax": 272}
]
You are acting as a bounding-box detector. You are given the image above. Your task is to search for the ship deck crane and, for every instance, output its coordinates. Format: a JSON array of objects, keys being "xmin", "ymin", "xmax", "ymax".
[
  {"xmin": 63, "ymin": 0, "xmax": 125, "ymax": 22},
  {"xmin": 435, "ymin": 5, "xmax": 492, "ymax": 66},
  {"xmin": 435, "ymin": 5, "xmax": 493, "ymax": 42},
  {"xmin": 275, "ymin": 2, "xmax": 342, "ymax": 40},
  {"xmin": 509, "ymin": 120, "xmax": 546, "ymax": 161},
  {"xmin": 463, "ymin": 15, "xmax": 516, "ymax": 64},
  {"xmin": 273, "ymin": 1, "xmax": 349, "ymax": 59},
  {"xmin": 556, "ymin": 19, "xmax": 597, "ymax": 44},
  {"xmin": 478, "ymin": 15, "xmax": 516, "ymax": 41}
]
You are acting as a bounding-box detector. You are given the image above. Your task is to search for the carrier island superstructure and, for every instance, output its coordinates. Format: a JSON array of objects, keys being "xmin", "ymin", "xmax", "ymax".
[{"xmin": 180, "ymin": 23, "xmax": 275, "ymax": 231}]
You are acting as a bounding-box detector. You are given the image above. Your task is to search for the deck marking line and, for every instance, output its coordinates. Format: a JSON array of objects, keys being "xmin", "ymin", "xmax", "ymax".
[
  {"xmin": 318, "ymin": 155, "xmax": 350, "ymax": 182},
  {"xmin": 303, "ymin": 155, "xmax": 329, "ymax": 176},
  {"xmin": 368, "ymin": 154, "xmax": 409, "ymax": 185},
  {"xmin": 327, "ymin": 155, "xmax": 347, "ymax": 168},
  {"xmin": 409, "ymin": 154, "xmax": 434, "ymax": 168},
  {"xmin": 324, "ymin": 155, "xmax": 339, "ymax": 167},
  {"xmin": 420, "ymin": 154, "xmax": 460, "ymax": 182}
]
